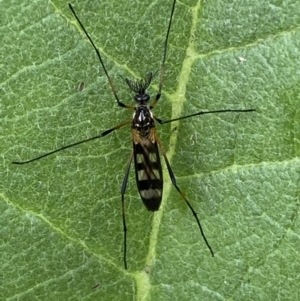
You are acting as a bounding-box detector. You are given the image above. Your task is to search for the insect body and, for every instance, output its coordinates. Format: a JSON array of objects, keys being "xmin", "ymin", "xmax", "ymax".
[
  {"xmin": 130, "ymin": 76, "xmax": 163, "ymax": 210},
  {"xmin": 13, "ymin": 0, "xmax": 255, "ymax": 269},
  {"xmin": 133, "ymin": 117, "xmax": 163, "ymax": 211}
]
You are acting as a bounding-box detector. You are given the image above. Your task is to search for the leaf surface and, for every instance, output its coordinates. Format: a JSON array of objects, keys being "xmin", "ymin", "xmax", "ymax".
[{"xmin": 1, "ymin": 0, "xmax": 300, "ymax": 300}]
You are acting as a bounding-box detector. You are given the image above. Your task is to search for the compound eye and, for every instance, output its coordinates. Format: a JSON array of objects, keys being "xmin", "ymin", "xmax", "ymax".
[
  {"xmin": 135, "ymin": 94, "xmax": 150, "ymax": 103},
  {"xmin": 143, "ymin": 95, "xmax": 150, "ymax": 102},
  {"xmin": 134, "ymin": 95, "xmax": 141, "ymax": 102}
]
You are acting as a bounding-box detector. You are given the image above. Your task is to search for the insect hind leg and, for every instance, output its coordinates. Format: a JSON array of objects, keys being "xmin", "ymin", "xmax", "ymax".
[
  {"xmin": 120, "ymin": 151, "xmax": 134, "ymax": 269},
  {"xmin": 156, "ymin": 136, "xmax": 214, "ymax": 257}
]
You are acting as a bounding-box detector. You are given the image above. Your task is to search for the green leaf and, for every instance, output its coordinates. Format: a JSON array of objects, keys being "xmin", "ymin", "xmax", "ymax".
[{"xmin": 1, "ymin": 0, "xmax": 300, "ymax": 300}]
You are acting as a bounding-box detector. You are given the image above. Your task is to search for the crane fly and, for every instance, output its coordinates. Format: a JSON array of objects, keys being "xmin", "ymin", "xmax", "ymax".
[{"xmin": 13, "ymin": 0, "xmax": 255, "ymax": 269}]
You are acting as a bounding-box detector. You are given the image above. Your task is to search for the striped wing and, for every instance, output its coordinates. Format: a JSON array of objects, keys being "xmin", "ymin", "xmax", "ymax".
[{"xmin": 133, "ymin": 137, "xmax": 163, "ymax": 211}]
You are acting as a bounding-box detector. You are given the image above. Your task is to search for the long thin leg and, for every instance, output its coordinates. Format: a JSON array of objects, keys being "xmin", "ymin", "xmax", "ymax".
[
  {"xmin": 12, "ymin": 120, "xmax": 131, "ymax": 164},
  {"xmin": 155, "ymin": 108, "xmax": 255, "ymax": 124},
  {"xmin": 156, "ymin": 135, "xmax": 214, "ymax": 257},
  {"xmin": 69, "ymin": 4, "xmax": 134, "ymax": 109},
  {"xmin": 151, "ymin": 0, "xmax": 177, "ymax": 109},
  {"xmin": 121, "ymin": 151, "xmax": 134, "ymax": 269}
]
